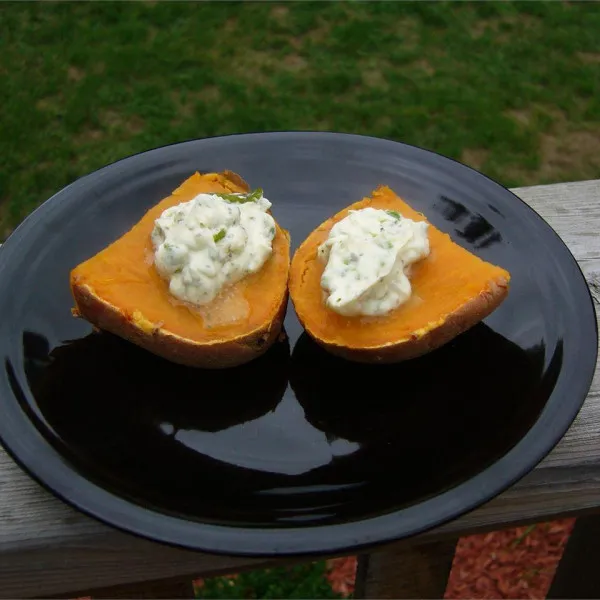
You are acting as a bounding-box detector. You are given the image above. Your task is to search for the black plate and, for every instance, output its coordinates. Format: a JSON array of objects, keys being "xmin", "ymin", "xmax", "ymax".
[{"xmin": 0, "ymin": 132, "xmax": 596, "ymax": 557}]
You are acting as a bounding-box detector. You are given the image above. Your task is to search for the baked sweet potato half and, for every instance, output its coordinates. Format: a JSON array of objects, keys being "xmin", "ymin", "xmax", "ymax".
[
  {"xmin": 70, "ymin": 170, "xmax": 290, "ymax": 369},
  {"xmin": 288, "ymin": 185, "xmax": 510, "ymax": 363}
]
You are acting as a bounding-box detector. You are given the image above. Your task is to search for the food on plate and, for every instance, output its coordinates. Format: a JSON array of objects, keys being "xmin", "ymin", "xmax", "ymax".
[
  {"xmin": 288, "ymin": 185, "xmax": 510, "ymax": 363},
  {"xmin": 70, "ymin": 170, "xmax": 290, "ymax": 368}
]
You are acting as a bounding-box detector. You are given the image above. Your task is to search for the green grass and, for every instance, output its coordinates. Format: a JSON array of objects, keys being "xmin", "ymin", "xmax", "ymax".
[
  {"xmin": 1, "ymin": 1, "xmax": 600, "ymax": 241},
  {"xmin": 1, "ymin": 2, "xmax": 599, "ymax": 596},
  {"xmin": 194, "ymin": 563, "xmax": 342, "ymax": 599}
]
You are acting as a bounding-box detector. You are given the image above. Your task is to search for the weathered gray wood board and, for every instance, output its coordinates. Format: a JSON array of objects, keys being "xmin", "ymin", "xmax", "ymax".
[{"xmin": 0, "ymin": 180, "xmax": 598, "ymax": 598}]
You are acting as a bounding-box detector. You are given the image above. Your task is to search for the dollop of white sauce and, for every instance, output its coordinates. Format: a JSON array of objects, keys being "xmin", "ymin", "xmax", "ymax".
[
  {"xmin": 317, "ymin": 207, "xmax": 430, "ymax": 317},
  {"xmin": 151, "ymin": 191, "xmax": 276, "ymax": 306}
]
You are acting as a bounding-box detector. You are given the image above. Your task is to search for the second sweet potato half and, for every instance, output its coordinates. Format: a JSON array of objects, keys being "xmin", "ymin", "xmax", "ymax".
[{"xmin": 288, "ymin": 185, "xmax": 510, "ymax": 364}]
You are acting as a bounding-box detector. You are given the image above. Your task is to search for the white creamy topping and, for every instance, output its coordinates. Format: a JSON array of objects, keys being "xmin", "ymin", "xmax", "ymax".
[
  {"xmin": 318, "ymin": 207, "xmax": 430, "ymax": 317},
  {"xmin": 151, "ymin": 190, "xmax": 276, "ymax": 307}
]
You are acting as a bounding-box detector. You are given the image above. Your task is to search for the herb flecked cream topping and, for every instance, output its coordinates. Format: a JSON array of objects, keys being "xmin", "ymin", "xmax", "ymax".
[
  {"xmin": 317, "ymin": 207, "xmax": 430, "ymax": 317},
  {"xmin": 151, "ymin": 189, "xmax": 276, "ymax": 306}
]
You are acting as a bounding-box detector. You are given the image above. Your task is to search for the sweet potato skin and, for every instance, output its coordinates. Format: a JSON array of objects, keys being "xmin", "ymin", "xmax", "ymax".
[
  {"xmin": 72, "ymin": 281, "xmax": 289, "ymax": 369},
  {"xmin": 288, "ymin": 187, "xmax": 510, "ymax": 364},
  {"xmin": 298, "ymin": 278, "xmax": 508, "ymax": 364},
  {"xmin": 70, "ymin": 171, "xmax": 291, "ymax": 369}
]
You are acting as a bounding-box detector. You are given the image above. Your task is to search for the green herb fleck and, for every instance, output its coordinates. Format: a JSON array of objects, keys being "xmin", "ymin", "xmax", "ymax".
[
  {"xmin": 215, "ymin": 188, "xmax": 263, "ymax": 204},
  {"xmin": 387, "ymin": 210, "xmax": 401, "ymax": 219},
  {"xmin": 213, "ymin": 229, "xmax": 226, "ymax": 242},
  {"xmin": 246, "ymin": 188, "xmax": 263, "ymax": 202},
  {"xmin": 163, "ymin": 243, "xmax": 173, "ymax": 251}
]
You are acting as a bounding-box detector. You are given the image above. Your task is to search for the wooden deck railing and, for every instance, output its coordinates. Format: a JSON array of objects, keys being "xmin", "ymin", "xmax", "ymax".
[{"xmin": 1, "ymin": 179, "xmax": 598, "ymax": 599}]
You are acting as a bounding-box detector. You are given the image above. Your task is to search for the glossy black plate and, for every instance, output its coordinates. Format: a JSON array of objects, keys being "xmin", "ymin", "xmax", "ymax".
[{"xmin": 0, "ymin": 132, "xmax": 596, "ymax": 557}]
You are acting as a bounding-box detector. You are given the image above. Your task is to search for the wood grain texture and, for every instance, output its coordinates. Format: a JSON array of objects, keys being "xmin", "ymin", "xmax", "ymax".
[
  {"xmin": 0, "ymin": 180, "xmax": 598, "ymax": 598},
  {"xmin": 54, "ymin": 576, "xmax": 195, "ymax": 599},
  {"xmin": 354, "ymin": 540, "xmax": 457, "ymax": 599}
]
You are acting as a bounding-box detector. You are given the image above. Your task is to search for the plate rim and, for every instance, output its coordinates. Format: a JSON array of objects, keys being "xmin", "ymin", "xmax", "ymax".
[{"xmin": 0, "ymin": 131, "xmax": 597, "ymax": 557}]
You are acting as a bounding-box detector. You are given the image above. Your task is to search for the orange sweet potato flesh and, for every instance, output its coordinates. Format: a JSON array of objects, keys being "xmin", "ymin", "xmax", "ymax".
[
  {"xmin": 288, "ymin": 185, "xmax": 510, "ymax": 364},
  {"xmin": 70, "ymin": 171, "xmax": 290, "ymax": 369}
]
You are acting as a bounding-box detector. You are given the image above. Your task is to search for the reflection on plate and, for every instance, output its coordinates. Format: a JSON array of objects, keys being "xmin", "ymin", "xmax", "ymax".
[
  {"xmin": 21, "ymin": 319, "xmax": 555, "ymax": 529},
  {"xmin": 290, "ymin": 325, "xmax": 551, "ymax": 509},
  {"xmin": 32, "ymin": 328, "xmax": 290, "ymax": 434},
  {"xmin": 28, "ymin": 330, "xmax": 290, "ymax": 520}
]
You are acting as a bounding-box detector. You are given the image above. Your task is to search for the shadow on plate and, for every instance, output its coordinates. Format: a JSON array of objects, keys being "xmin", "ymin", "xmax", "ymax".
[
  {"xmin": 25, "ymin": 328, "xmax": 288, "ymax": 493},
  {"xmin": 19, "ymin": 320, "xmax": 556, "ymax": 526},
  {"xmin": 23, "ymin": 329, "xmax": 292, "ymax": 521},
  {"xmin": 290, "ymin": 324, "xmax": 549, "ymax": 496},
  {"xmin": 30, "ymin": 328, "xmax": 290, "ymax": 438}
]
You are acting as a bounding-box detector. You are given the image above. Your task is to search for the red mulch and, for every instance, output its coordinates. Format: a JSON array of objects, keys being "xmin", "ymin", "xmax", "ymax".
[
  {"xmin": 326, "ymin": 556, "xmax": 359, "ymax": 597},
  {"xmin": 325, "ymin": 519, "xmax": 575, "ymax": 599}
]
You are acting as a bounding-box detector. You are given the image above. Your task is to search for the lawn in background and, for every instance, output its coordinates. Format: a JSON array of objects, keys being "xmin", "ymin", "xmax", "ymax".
[
  {"xmin": 1, "ymin": 2, "xmax": 599, "ymax": 598},
  {"xmin": 2, "ymin": 0, "xmax": 600, "ymax": 240}
]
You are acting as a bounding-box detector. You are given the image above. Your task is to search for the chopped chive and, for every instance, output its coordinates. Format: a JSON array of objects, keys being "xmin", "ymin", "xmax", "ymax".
[
  {"xmin": 213, "ymin": 229, "xmax": 226, "ymax": 242},
  {"xmin": 214, "ymin": 188, "xmax": 263, "ymax": 204},
  {"xmin": 387, "ymin": 210, "xmax": 401, "ymax": 219},
  {"xmin": 246, "ymin": 188, "xmax": 264, "ymax": 202}
]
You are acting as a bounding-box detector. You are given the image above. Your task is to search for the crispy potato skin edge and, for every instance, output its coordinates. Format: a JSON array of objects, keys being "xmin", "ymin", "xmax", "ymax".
[
  {"xmin": 72, "ymin": 282, "xmax": 289, "ymax": 369},
  {"xmin": 293, "ymin": 277, "xmax": 509, "ymax": 364}
]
